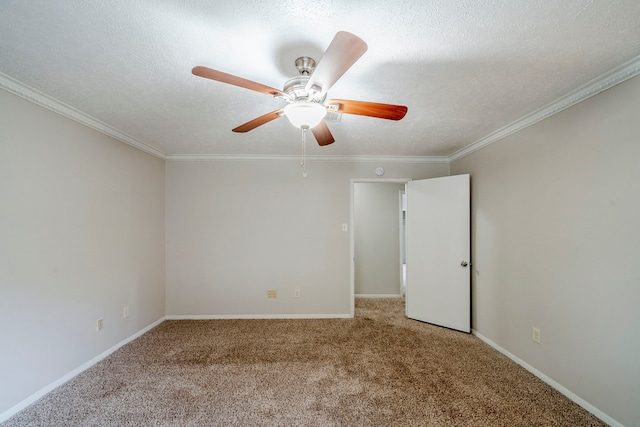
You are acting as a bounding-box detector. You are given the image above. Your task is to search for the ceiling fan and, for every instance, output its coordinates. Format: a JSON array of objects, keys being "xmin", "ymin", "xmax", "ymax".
[{"xmin": 192, "ymin": 31, "xmax": 408, "ymax": 147}]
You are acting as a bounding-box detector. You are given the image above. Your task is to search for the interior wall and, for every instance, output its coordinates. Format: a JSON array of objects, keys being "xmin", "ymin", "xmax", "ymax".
[
  {"xmin": 450, "ymin": 75, "xmax": 640, "ymax": 426},
  {"xmin": 354, "ymin": 182, "xmax": 404, "ymax": 295},
  {"xmin": 165, "ymin": 160, "xmax": 448, "ymax": 317},
  {"xmin": 0, "ymin": 89, "xmax": 166, "ymax": 415}
]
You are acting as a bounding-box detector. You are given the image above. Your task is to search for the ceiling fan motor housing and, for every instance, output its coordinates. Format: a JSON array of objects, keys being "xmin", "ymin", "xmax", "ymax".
[
  {"xmin": 284, "ymin": 57, "xmax": 326, "ymax": 102},
  {"xmin": 284, "ymin": 75, "xmax": 326, "ymax": 103}
]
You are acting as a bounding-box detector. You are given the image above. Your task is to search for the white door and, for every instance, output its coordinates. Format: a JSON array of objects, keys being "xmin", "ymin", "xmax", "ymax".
[{"xmin": 405, "ymin": 174, "xmax": 470, "ymax": 333}]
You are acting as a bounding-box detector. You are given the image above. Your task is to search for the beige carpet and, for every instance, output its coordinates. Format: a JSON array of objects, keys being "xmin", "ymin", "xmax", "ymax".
[{"xmin": 3, "ymin": 298, "xmax": 606, "ymax": 426}]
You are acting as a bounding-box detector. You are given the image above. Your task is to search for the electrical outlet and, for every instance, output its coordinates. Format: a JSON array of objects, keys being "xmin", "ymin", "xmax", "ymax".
[
  {"xmin": 532, "ymin": 327, "xmax": 541, "ymax": 344},
  {"xmin": 267, "ymin": 290, "xmax": 277, "ymax": 298},
  {"xmin": 342, "ymin": 223, "xmax": 348, "ymax": 232},
  {"xmin": 123, "ymin": 306, "xmax": 129, "ymax": 319},
  {"xmin": 96, "ymin": 318, "xmax": 104, "ymax": 331},
  {"xmin": 294, "ymin": 289, "xmax": 301, "ymax": 298}
]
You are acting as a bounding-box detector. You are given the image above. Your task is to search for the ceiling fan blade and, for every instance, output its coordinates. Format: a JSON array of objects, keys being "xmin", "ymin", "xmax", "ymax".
[
  {"xmin": 311, "ymin": 120, "xmax": 335, "ymax": 146},
  {"xmin": 192, "ymin": 66, "xmax": 289, "ymax": 99},
  {"xmin": 327, "ymin": 99, "xmax": 408, "ymax": 121},
  {"xmin": 305, "ymin": 31, "xmax": 368, "ymax": 98},
  {"xmin": 232, "ymin": 109, "xmax": 284, "ymax": 133}
]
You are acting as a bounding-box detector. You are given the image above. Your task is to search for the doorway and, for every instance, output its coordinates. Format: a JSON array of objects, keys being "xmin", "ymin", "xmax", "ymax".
[{"xmin": 350, "ymin": 178, "xmax": 410, "ymax": 317}]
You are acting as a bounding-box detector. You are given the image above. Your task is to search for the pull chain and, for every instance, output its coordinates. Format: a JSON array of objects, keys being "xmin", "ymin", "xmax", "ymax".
[{"xmin": 300, "ymin": 127, "xmax": 308, "ymax": 177}]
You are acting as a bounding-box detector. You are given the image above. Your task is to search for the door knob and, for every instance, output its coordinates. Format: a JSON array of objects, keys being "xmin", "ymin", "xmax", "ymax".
[{"xmin": 460, "ymin": 261, "xmax": 468, "ymax": 267}]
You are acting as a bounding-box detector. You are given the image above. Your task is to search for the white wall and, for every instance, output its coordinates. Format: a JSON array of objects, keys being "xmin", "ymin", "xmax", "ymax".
[
  {"xmin": 451, "ymin": 75, "xmax": 640, "ymax": 426},
  {"xmin": 0, "ymin": 89, "xmax": 166, "ymax": 415},
  {"xmin": 166, "ymin": 160, "xmax": 448, "ymax": 317},
  {"xmin": 354, "ymin": 182, "xmax": 404, "ymax": 295}
]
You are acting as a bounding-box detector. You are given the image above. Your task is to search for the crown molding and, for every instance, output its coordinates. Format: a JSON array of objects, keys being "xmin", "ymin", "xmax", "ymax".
[
  {"xmin": 448, "ymin": 53, "xmax": 640, "ymax": 162},
  {"xmin": 0, "ymin": 71, "xmax": 167, "ymax": 159},
  {"xmin": 0, "ymin": 70, "xmax": 443, "ymax": 164},
  {"xmin": 166, "ymin": 154, "xmax": 449, "ymax": 163}
]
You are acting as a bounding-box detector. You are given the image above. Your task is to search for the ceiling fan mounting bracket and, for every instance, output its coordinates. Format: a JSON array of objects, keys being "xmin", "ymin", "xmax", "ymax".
[{"xmin": 295, "ymin": 56, "xmax": 316, "ymax": 75}]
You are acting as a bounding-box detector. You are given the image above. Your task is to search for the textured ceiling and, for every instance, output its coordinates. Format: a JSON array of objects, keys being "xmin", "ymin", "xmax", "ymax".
[{"xmin": 1, "ymin": 1, "xmax": 640, "ymax": 158}]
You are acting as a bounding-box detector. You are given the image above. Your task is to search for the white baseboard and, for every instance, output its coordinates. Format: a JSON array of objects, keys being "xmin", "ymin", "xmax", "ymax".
[
  {"xmin": 355, "ymin": 294, "xmax": 403, "ymax": 298},
  {"xmin": 166, "ymin": 313, "xmax": 351, "ymax": 320},
  {"xmin": 0, "ymin": 317, "xmax": 166, "ymax": 423},
  {"xmin": 471, "ymin": 329, "xmax": 623, "ymax": 427}
]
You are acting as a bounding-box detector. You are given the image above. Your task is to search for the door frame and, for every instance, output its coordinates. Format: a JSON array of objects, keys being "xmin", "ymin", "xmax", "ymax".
[
  {"xmin": 349, "ymin": 178, "xmax": 411, "ymax": 317},
  {"xmin": 399, "ymin": 188, "xmax": 407, "ymax": 296}
]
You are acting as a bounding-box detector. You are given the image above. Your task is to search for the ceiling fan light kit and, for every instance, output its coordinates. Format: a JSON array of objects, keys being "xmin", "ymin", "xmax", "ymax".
[
  {"xmin": 192, "ymin": 31, "xmax": 408, "ymax": 148},
  {"xmin": 284, "ymin": 102, "xmax": 327, "ymax": 129}
]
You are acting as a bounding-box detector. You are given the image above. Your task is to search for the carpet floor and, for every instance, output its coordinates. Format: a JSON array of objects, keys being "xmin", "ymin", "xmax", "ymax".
[{"xmin": 3, "ymin": 298, "xmax": 606, "ymax": 426}]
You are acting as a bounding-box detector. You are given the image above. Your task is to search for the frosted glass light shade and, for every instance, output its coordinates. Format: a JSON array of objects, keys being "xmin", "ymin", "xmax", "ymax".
[{"xmin": 284, "ymin": 102, "xmax": 326, "ymax": 129}]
